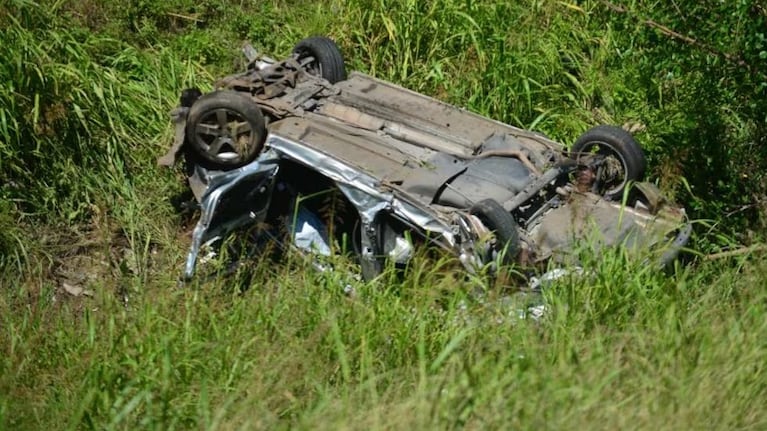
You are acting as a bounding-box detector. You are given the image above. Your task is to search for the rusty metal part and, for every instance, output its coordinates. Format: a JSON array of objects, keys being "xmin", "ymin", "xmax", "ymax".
[
  {"xmin": 469, "ymin": 150, "xmax": 541, "ymax": 176},
  {"xmin": 158, "ymin": 107, "xmax": 189, "ymax": 167}
]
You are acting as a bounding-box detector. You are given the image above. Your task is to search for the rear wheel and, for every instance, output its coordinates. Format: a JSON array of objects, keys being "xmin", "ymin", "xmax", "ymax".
[
  {"xmin": 185, "ymin": 91, "xmax": 266, "ymax": 170},
  {"xmin": 293, "ymin": 36, "xmax": 346, "ymax": 83},
  {"xmin": 571, "ymin": 125, "xmax": 646, "ymax": 201}
]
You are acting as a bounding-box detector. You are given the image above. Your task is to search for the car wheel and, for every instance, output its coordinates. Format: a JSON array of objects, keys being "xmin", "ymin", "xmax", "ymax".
[
  {"xmin": 571, "ymin": 125, "xmax": 646, "ymax": 201},
  {"xmin": 185, "ymin": 90, "xmax": 266, "ymax": 170},
  {"xmin": 293, "ymin": 36, "xmax": 346, "ymax": 84},
  {"xmin": 469, "ymin": 199, "xmax": 521, "ymax": 265}
]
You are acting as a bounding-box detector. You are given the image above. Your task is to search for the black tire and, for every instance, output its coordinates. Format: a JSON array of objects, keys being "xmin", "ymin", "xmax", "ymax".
[
  {"xmin": 185, "ymin": 90, "xmax": 266, "ymax": 170},
  {"xmin": 293, "ymin": 36, "xmax": 346, "ymax": 84},
  {"xmin": 571, "ymin": 125, "xmax": 646, "ymax": 201},
  {"xmin": 469, "ymin": 199, "xmax": 521, "ymax": 265}
]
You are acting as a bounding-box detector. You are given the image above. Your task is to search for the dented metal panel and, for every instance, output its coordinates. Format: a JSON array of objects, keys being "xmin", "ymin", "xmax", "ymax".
[{"xmin": 266, "ymin": 132, "xmax": 458, "ymax": 245}]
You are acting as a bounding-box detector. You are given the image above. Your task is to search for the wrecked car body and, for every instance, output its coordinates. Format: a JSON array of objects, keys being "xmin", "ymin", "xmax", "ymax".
[{"xmin": 159, "ymin": 36, "xmax": 691, "ymax": 282}]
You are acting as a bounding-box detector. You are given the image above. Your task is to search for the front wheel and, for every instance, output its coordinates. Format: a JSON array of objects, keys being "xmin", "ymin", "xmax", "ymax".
[
  {"xmin": 185, "ymin": 91, "xmax": 266, "ymax": 170},
  {"xmin": 571, "ymin": 125, "xmax": 646, "ymax": 201}
]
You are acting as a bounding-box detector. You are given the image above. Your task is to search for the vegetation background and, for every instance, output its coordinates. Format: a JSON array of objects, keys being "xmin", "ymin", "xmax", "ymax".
[{"xmin": 1, "ymin": 0, "xmax": 766, "ymax": 429}]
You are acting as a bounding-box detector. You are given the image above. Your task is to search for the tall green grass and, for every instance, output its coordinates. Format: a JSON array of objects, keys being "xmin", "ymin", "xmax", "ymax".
[
  {"xmin": 1, "ymin": 0, "xmax": 766, "ymax": 429},
  {"xmin": 2, "ymin": 249, "xmax": 766, "ymax": 429},
  {"xmin": 0, "ymin": 0, "xmax": 214, "ymax": 277}
]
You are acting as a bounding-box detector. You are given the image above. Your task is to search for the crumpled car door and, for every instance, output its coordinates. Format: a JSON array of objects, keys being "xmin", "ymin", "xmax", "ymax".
[{"xmin": 184, "ymin": 160, "xmax": 279, "ymax": 279}]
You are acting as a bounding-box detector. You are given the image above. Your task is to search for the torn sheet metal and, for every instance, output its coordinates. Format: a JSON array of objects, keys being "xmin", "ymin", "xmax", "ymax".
[
  {"xmin": 184, "ymin": 159, "xmax": 279, "ymax": 279},
  {"xmin": 269, "ymin": 135, "xmax": 458, "ymax": 245}
]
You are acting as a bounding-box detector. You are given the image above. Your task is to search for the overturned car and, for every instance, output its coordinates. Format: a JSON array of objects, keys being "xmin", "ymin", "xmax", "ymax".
[{"xmin": 159, "ymin": 36, "xmax": 691, "ymax": 281}]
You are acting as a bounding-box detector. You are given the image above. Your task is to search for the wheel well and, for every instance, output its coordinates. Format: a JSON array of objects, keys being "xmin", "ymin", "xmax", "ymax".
[{"xmin": 266, "ymin": 161, "xmax": 362, "ymax": 256}]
